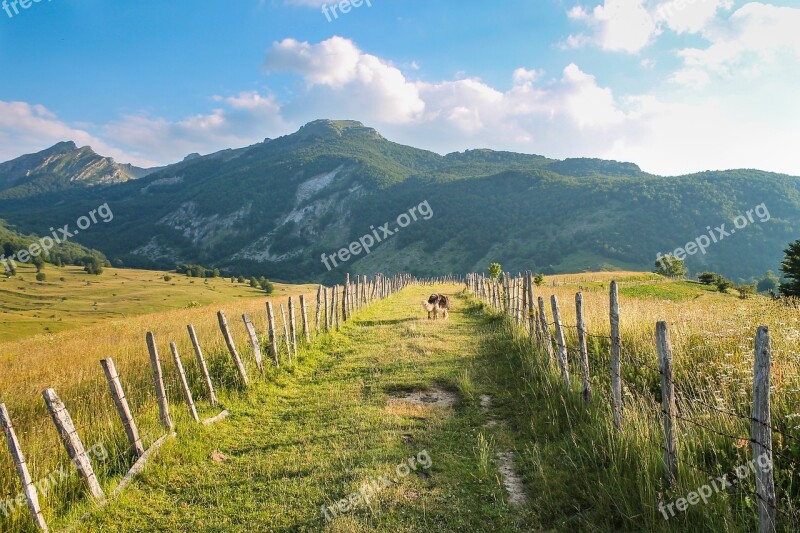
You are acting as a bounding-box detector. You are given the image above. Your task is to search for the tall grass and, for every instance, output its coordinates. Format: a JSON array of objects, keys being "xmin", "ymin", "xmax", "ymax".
[
  {"xmin": 476, "ymin": 279, "xmax": 799, "ymax": 530},
  {"xmin": 0, "ymin": 289, "xmax": 317, "ymax": 532}
]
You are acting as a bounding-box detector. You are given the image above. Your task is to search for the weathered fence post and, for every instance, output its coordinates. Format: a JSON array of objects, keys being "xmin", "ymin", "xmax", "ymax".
[
  {"xmin": 169, "ymin": 343, "xmax": 200, "ymax": 423},
  {"xmin": 315, "ymin": 286, "xmax": 322, "ymax": 333},
  {"xmin": 323, "ymin": 287, "xmax": 330, "ymax": 331},
  {"xmin": 146, "ymin": 332, "xmax": 173, "ymax": 430},
  {"xmin": 550, "ymin": 295, "xmax": 571, "ymax": 390},
  {"xmin": 242, "ymin": 314, "xmax": 264, "ymax": 373},
  {"xmin": 300, "ymin": 294, "xmax": 311, "ymax": 343},
  {"xmin": 610, "ymin": 281, "xmax": 622, "ymax": 429},
  {"xmin": 218, "ymin": 311, "xmax": 249, "ymax": 386},
  {"xmin": 752, "ymin": 326, "xmax": 776, "ymax": 533},
  {"xmin": 333, "ymin": 288, "xmax": 340, "ymax": 330},
  {"xmin": 100, "ymin": 358, "xmax": 145, "ymax": 456},
  {"xmin": 575, "ymin": 293, "xmax": 591, "ymax": 404},
  {"xmin": 279, "ymin": 303, "xmax": 292, "ymax": 361},
  {"xmin": 187, "ymin": 325, "xmax": 218, "ymax": 406},
  {"xmin": 343, "ymin": 274, "xmax": 350, "ymax": 322},
  {"xmin": 0, "ymin": 404, "xmax": 48, "ymax": 531},
  {"xmin": 655, "ymin": 322, "xmax": 677, "ymax": 484},
  {"xmin": 537, "ymin": 297, "xmax": 555, "ymax": 363},
  {"xmin": 42, "ymin": 389, "xmax": 105, "ymax": 500},
  {"xmin": 288, "ymin": 297, "xmax": 298, "ymax": 356},
  {"xmin": 265, "ymin": 302, "xmax": 280, "ymax": 367}
]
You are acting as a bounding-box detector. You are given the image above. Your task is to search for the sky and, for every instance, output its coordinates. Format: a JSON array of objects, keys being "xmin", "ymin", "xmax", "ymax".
[{"xmin": 0, "ymin": 0, "xmax": 798, "ymax": 176}]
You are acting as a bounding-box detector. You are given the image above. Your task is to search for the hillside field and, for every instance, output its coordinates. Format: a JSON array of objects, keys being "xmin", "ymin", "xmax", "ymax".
[
  {"xmin": 0, "ymin": 270, "xmax": 798, "ymax": 532},
  {"xmin": 0, "ymin": 264, "xmax": 316, "ymax": 342}
]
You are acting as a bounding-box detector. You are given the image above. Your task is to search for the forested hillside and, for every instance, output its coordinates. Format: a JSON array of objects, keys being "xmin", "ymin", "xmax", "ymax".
[{"xmin": 0, "ymin": 120, "xmax": 797, "ymax": 282}]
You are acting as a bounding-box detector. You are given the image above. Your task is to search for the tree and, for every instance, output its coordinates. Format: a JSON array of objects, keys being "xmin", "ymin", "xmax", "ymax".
[
  {"xmin": 36, "ymin": 272, "xmax": 46, "ymax": 282},
  {"xmin": 488, "ymin": 263, "xmax": 502, "ymax": 280},
  {"xmin": 715, "ymin": 277, "xmax": 734, "ymax": 293},
  {"xmin": 258, "ymin": 277, "xmax": 274, "ymax": 295},
  {"xmin": 533, "ymin": 273, "xmax": 545, "ymax": 286},
  {"xmin": 655, "ymin": 256, "xmax": 687, "ymax": 278},
  {"xmin": 698, "ymin": 272, "xmax": 717, "ymax": 285},
  {"xmin": 249, "ymin": 278, "xmax": 259, "ymax": 288},
  {"xmin": 779, "ymin": 240, "xmax": 800, "ymax": 297},
  {"xmin": 757, "ymin": 271, "xmax": 780, "ymax": 293},
  {"xmin": 83, "ymin": 257, "xmax": 104, "ymax": 275},
  {"xmin": 32, "ymin": 256, "xmax": 45, "ymax": 272},
  {"xmin": 736, "ymin": 284, "xmax": 755, "ymax": 299}
]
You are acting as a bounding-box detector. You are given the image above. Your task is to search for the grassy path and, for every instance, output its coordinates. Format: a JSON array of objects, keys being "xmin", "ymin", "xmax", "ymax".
[{"xmin": 76, "ymin": 285, "xmax": 536, "ymax": 532}]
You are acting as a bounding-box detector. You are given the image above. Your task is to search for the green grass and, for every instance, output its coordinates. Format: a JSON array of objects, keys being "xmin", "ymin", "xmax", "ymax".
[
  {"xmin": 0, "ymin": 264, "xmax": 315, "ymax": 342},
  {"xmin": 619, "ymin": 280, "xmax": 716, "ymax": 301},
  {"xmin": 67, "ymin": 285, "xmax": 535, "ymax": 532}
]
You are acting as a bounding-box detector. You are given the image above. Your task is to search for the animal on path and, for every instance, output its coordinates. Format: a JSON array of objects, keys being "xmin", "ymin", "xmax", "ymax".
[{"xmin": 423, "ymin": 294, "xmax": 450, "ymax": 320}]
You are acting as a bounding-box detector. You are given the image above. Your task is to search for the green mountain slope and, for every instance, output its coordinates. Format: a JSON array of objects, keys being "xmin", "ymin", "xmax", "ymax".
[
  {"xmin": 0, "ymin": 141, "xmax": 156, "ymax": 199},
  {"xmin": 0, "ymin": 120, "xmax": 797, "ymax": 282}
]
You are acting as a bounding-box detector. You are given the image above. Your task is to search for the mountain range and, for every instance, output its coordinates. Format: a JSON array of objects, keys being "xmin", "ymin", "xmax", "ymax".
[{"xmin": 0, "ymin": 119, "xmax": 797, "ymax": 283}]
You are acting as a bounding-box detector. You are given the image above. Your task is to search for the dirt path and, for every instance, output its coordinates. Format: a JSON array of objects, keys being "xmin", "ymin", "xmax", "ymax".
[{"xmin": 77, "ymin": 285, "xmax": 535, "ymax": 532}]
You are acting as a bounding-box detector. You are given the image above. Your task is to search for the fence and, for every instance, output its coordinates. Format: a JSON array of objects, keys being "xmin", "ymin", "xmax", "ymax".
[
  {"xmin": 466, "ymin": 271, "xmax": 799, "ymax": 532},
  {"xmin": 0, "ymin": 273, "xmax": 412, "ymax": 531}
]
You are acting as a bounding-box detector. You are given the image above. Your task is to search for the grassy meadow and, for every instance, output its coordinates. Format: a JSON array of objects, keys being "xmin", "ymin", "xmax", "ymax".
[
  {"xmin": 0, "ymin": 270, "xmax": 798, "ymax": 531},
  {"xmin": 0, "ymin": 263, "xmax": 315, "ymax": 342}
]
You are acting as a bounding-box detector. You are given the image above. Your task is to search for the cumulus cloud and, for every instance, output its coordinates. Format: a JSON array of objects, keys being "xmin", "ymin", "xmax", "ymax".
[
  {"xmin": 0, "ymin": 101, "xmax": 159, "ymax": 167},
  {"xmin": 672, "ymin": 2, "xmax": 800, "ymax": 85},
  {"xmin": 103, "ymin": 91, "xmax": 289, "ymax": 163},
  {"xmin": 566, "ymin": 0, "xmax": 732, "ymax": 53},
  {"xmin": 2, "ymin": 31, "xmax": 798, "ymax": 177}
]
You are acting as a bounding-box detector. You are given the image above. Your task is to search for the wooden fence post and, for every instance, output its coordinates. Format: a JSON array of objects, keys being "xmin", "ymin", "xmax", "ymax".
[
  {"xmin": 323, "ymin": 287, "xmax": 330, "ymax": 332},
  {"xmin": 315, "ymin": 286, "xmax": 322, "ymax": 333},
  {"xmin": 279, "ymin": 304, "xmax": 292, "ymax": 361},
  {"xmin": 169, "ymin": 343, "xmax": 199, "ymax": 423},
  {"xmin": 300, "ymin": 295, "xmax": 311, "ymax": 343},
  {"xmin": 343, "ymin": 274, "xmax": 350, "ymax": 322},
  {"xmin": 752, "ymin": 326, "xmax": 776, "ymax": 533},
  {"xmin": 610, "ymin": 281, "xmax": 623, "ymax": 429},
  {"xmin": 265, "ymin": 302, "xmax": 280, "ymax": 367},
  {"xmin": 217, "ymin": 311, "xmax": 249, "ymax": 386},
  {"xmin": 100, "ymin": 358, "xmax": 145, "ymax": 456},
  {"xmin": 550, "ymin": 295, "xmax": 571, "ymax": 390},
  {"xmin": 0, "ymin": 404, "xmax": 48, "ymax": 531},
  {"xmin": 537, "ymin": 297, "xmax": 555, "ymax": 363},
  {"xmin": 575, "ymin": 293, "xmax": 591, "ymax": 404},
  {"xmin": 288, "ymin": 297, "xmax": 298, "ymax": 356},
  {"xmin": 41, "ymin": 389, "xmax": 105, "ymax": 500},
  {"xmin": 187, "ymin": 325, "xmax": 218, "ymax": 406},
  {"xmin": 146, "ymin": 332, "xmax": 173, "ymax": 430},
  {"xmin": 656, "ymin": 322, "xmax": 677, "ymax": 484},
  {"xmin": 242, "ymin": 314, "xmax": 264, "ymax": 373},
  {"xmin": 333, "ymin": 288, "xmax": 340, "ymax": 331}
]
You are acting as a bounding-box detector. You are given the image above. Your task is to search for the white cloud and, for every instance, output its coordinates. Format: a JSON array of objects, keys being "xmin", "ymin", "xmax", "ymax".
[
  {"xmin": 3, "ymin": 33, "xmax": 799, "ymax": 177},
  {"xmin": 0, "ymin": 101, "xmax": 159, "ymax": 167},
  {"xmin": 566, "ymin": 0, "xmax": 659, "ymax": 53},
  {"xmin": 566, "ymin": 0, "xmax": 732, "ymax": 53},
  {"xmin": 673, "ymin": 2, "xmax": 800, "ymax": 83},
  {"xmin": 103, "ymin": 91, "xmax": 289, "ymax": 163}
]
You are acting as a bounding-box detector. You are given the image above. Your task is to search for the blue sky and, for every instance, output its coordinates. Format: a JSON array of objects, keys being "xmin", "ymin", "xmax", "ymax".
[{"xmin": 1, "ymin": 0, "xmax": 798, "ymax": 175}]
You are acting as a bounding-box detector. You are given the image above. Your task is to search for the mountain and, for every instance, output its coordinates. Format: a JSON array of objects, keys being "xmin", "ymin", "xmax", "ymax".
[
  {"xmin": 0, "ymin": 119, "xmax": 797, "ymax": 283},
  {"xmin": 0, "ymin": 141, "xmax": 157, "ymax": 199}
]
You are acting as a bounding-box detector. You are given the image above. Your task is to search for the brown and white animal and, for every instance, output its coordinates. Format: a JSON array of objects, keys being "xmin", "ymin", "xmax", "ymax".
[{"xmin": 423, "ymin": 294, "xmax": 450, "ymax": 320}]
